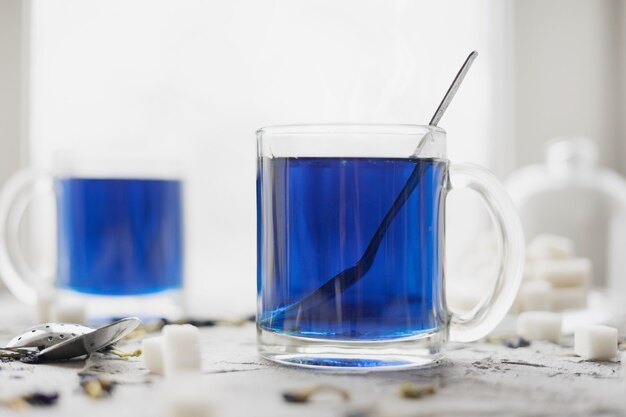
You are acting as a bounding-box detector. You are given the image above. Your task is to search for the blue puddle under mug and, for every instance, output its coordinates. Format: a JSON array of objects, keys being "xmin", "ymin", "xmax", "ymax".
[
  {"xmin": 0, "ymin": 152, "xmax": 184, "ymax": 320},
  {"xmin": 256, "ymin": 124, "xmax": 525, "ymax": 370}
]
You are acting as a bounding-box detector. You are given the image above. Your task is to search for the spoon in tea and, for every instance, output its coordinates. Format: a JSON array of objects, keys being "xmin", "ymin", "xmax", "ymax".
[{"xmin": 265, "ymin": 51, "xmax": 479, "ymax": 326}]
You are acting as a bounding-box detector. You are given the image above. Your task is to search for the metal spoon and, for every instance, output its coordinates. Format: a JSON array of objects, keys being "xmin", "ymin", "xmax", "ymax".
[
  {"xmin": 412, "ymin": 50, "xmax": 478, "ymax": 156},
  {"xmin": 2, "ymin": 317, "xmax": 140, "ymax": 361},
  {"xmin": 37, "ymin": 317, "xmax": 140, "ymax": 361},
  {"xmin": 263, "ymin": 51, "xmax": 479, "ymax": 326}
]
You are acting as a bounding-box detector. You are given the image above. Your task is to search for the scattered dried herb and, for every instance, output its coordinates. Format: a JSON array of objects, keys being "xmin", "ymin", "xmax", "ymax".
[
  {"xmin": 123, "ymin": 315, "xmax": 255, "ymax": 339},
  {"xmin": 485, "ymin": 335, "xmax": 530, "ymax": 349},
  {"xmin": 554, "ymin": 351, "xmax": 578, "ymax": 357},
  {"xmin": 104, "ymin": 346, "xmax": 142, "ymax": 359},
  {"xmin": 24, "ymin": 392, "xmax": 60, "ymax": 406},
  {"xmin": 500, "ymin": 360, "xmax": 547, "ymax": 368},
  {"xmin": 504, "ymin": 337, "xmax": 530, "ymax": 349},
  {"xmin": 4, "ymin": 392, "xmax": 59, "ymax": 409},
  {"xmin": 282, "ymin": 384, "xmax": 351, "ymax": 403},
  {"xmin": 398, "ymin": 382, "xmax": 436, "ymax": 399},
  {"xmin": 80, "ymin": 376, "xmax": 116, "ymax": 399},
  {"xmin": 0, "ymin": 348, "xmax": 40, "ymax": 363}
]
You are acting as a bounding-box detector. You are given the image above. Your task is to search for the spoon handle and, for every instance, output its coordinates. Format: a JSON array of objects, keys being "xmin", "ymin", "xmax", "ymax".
[{"xmin": 429, "ymin": 51, "xmax": 478, "ymax": 127}]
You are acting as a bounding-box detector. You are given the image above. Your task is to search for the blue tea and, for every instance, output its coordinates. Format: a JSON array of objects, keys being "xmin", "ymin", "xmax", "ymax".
[
  {"xmin": 257, "ymin": 157, "xmax": 448, "ymax": 340},
  {"xmin": 56, "ymin": 178, "xmax": 183, "ymax": 295}
]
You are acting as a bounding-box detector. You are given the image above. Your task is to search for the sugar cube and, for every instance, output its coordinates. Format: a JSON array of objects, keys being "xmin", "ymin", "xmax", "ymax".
[
  {"xmin": 35, "ymin": 291, "xmax": 55, "ymax": 323},
  {"xmin": 519, "ymin": 281, "xmax": 552, "ymax": 311},
  {"xmin": 52, "ymin": 300, "xmax": 86, "ymax": 323},
  {"xmin": 534, "ymin": 258, "xmax": 591, "ymax": 288},
  {"xmin": 163, "ymin": 324, "xmax": 202, "ymax": 376},
  {"xmin": 516, "ymin": 311, "xmax": 562, "ymax": 343},
  {"xmin": 522, "ymin": 264, "xmax": 536, "ymax": 281},
  {"xmin": 527, "ymin": 234, "xmax": 575, "ymax": 261},
  {"xmin": 163, "ymin": 376, "xmax": 212, "ymax": 417},
  {"xmin": 574, "ymin": 325, "xmax": 618, "ymax": 360},
  {"xmin": 550, "ymin": 286, "xmax": 588, "ymax": 311},
  {"xmin": 142, "ymin": 336, "xmax": 164, "ymax": 374}
]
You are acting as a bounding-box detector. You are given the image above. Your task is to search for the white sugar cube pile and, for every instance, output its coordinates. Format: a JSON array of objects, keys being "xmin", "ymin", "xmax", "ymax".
[
  {"xmin": 516, "ymin": 311, "xmax": 562, "ymax": 343},
  {"xmin": 551, "ymin": 287, "xmax": 588, "ymax": 311},
  {"xmin": 515, "ymin": 234, "xmax": 591, "ymax": 313},
  {"xmin": 519, "ymin": 281, "xmax": 552, "ymax": 311},
  {"xmin": 574, "ymin": 325, "xmax": 618, "ymax": 360},
  {"xmin": 534, "ymin": 258, "xmax": 591, "ymax": 288},
  {"xmin": 163, "ymin": 324, "xmax": 202, "ymax": 376},
  {"xmin": 526, "ymin": 234, "xmax": 575, "ymax": 261},
  {"xmin": 142, "ymin": 336, "xmax": 165, "ymax": 374}
]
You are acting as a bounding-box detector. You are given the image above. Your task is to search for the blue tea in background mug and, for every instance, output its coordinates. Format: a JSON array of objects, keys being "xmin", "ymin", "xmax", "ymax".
[
  {"xmin": 56, "ymin": 177, "xmax": 183, "ymax": 295},
  {"xmin": 0, "ymin": 152, "xmax": 185, "ymax": 319}
]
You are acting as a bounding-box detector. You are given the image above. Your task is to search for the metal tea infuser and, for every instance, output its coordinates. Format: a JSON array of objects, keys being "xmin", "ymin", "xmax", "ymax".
[{"xmin": 0, "ymin": 317, "xmax": 140, "ymax": 362}]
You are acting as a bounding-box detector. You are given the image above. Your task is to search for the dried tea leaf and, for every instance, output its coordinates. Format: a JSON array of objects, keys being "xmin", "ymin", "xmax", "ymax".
[
  {"xmin": 105, "ymin": 346, "xmax": 142, "ymax": 359},
  {"xmin": 282, "ymin": 392, "xmax": 309, "ymax": 403},
  {"xmin": 81, "ymin": 377, "xmax": 116, "ymax": 399},
  {"xmin": 282, "ymin": 384, "xmax": 350, "ymax": 404},
  {"xmin": 5, "ymin": 398, "xmax": 29, "ymax": 410},
  {"xmin": 399, "ymin": 382, "xmax": 436, "ymax": 399},
  {"xmin": 503, "ymin": 337, "xmax": 530, "ymax": 349},
  {"xmin": 485, "ymin": 335, "xmax": 531, "ymax": 349},
  {"xmin": 4, "ymin": 392, "xmax": 59, "ymax": 409},
  {"xmin": 500, "ymin": 360, "xmax": 547, "ymax": 368},
  {"xmin": 0, "ymin": 348, "xmax": 40, "ymax": 363},
  {"xmin": 24, "ymin": 392, "xmax": 59, "ymax": 406}
]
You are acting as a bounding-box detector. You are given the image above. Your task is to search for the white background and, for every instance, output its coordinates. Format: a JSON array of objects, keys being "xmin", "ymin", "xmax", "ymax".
[{"xmin": 1, "ymin": 0, "xmax": 625, "ymax": 316}]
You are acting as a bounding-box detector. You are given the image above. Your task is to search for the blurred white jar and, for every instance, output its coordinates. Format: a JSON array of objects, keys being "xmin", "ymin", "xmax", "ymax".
[{"xmin": 506, "ymin": 137, "xmax": 626, "ymax": 312}]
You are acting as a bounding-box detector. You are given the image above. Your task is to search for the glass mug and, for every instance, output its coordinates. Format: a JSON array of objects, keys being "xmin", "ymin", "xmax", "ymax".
[
  {"xmin": 256, "ymin": 124, "xmax": 524, "ymax": 370},
  {"xmin": 0, "ymin": 152, "xmax": 184, "ymax": 320}
]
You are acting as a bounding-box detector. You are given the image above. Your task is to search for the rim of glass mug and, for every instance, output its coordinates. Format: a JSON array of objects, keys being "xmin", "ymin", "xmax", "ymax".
[
  {"xmin": 257, "ymin": 123, "xmax": 446, "ymax": 159},
  {"xmin": 50, "ymin": 149, "xmax": 185, "ymax": 179}
]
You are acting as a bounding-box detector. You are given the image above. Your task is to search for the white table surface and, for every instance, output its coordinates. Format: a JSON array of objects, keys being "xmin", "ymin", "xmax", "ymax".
[{"xmin": 0, "ymin": 294, "xmax": 624, "ymax": 417}]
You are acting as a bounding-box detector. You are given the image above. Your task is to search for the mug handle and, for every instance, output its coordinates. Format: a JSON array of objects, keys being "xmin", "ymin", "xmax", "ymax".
[
  {"xmin": 0, "ymin": 169, "xmax": 55, "ymax": 305},
  {"xmin": 447, "ymin": 163, "xmax": 525, "ymax": 342}
]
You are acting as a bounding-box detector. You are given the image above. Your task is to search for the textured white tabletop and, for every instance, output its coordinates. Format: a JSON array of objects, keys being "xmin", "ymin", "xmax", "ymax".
[{"xmin": 0, "ymin": 295, "xmax": 624, "ymax": 417}]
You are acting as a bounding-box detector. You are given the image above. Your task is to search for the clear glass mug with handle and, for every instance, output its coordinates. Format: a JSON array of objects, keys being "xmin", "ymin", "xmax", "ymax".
[
  {"xmin": 256, "ymin": 124, "xmax": 525, "ymax": 370},
  {"xmin": 0, "ymin": 151, "xmax": 184, "ymax": 320}
]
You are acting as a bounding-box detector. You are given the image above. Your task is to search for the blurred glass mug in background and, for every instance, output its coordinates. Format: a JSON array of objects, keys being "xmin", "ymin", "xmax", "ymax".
[
  {"xmin": 0, "ymin": 151, "xmax": 184, "ymax": 321},
  {"xmin": 257, "ymin": 124, "xmax": 525, "ymax": 370}
]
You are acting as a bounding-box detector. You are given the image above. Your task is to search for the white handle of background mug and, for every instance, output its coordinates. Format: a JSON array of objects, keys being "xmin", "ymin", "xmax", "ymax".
[
  {"xmin": 447, "ymin": 163, "xmax": 525, "ymax": 342},
  {"xmin": 0, "ymin": 169, "xmax": 54, "ymax": 305}
]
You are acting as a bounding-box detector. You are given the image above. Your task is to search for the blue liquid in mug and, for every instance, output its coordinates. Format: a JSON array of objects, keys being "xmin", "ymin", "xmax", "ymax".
[
  {"xmin": 258, "ymin": 157, "xmax": 448, "ymax": 340},
  {"xmin": 56, "ymin": 178, "xmax": 183, "ymax": 295}
]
